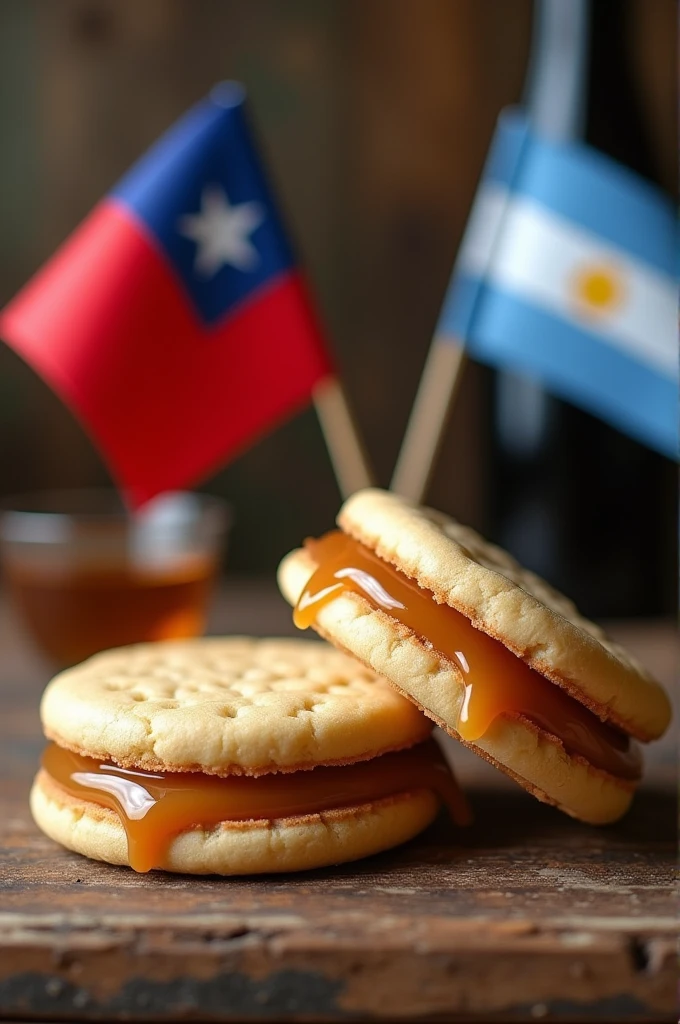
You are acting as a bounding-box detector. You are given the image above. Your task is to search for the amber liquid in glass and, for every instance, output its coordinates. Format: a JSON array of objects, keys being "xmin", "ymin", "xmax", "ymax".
[{"xmin": 4, "ymin": 557, "xmax": 216, "ymax": 666}]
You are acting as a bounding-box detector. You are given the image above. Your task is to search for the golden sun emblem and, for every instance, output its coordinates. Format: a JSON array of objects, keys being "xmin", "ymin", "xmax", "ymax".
[{"xmin": 571, "ymin": 263, "xmax": 627, "ymax": 319}]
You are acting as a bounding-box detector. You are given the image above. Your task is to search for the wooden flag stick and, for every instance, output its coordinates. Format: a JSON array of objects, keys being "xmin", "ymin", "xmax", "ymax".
[
  {"xmin": 313, "ymin": 377, "xmax": 374, "ymax": 498},
  {"xmin": 390, "ymin": 339, "xmax": 467, "ymax": 502}
]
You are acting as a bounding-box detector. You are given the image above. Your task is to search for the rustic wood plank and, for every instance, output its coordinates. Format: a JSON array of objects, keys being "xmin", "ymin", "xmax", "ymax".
[{"xmin": 0, "ymin": 590, "xmax": 676, "ymax": 1022}]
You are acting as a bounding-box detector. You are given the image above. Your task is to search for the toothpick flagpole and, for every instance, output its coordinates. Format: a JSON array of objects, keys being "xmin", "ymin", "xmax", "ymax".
[
  {"xmin": 390, "ymin": 0, "xmax": 590, "ymax": 504},
  {"xmin": 313, "ymin": 378, "xmax": 373, "ymax": 497},
  {"xmin": 390, "ymin": 340, "xmax": 467, "ymax": 502}
]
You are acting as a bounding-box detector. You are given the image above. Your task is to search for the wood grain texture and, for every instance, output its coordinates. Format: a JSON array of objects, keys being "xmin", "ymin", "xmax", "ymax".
[{"xmin": 0, "ymin": 587, "xmax": 676, "ymax": 1023}]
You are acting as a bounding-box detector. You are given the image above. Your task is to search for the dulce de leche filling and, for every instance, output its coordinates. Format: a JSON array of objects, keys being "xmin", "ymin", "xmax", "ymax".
[
  {"xmin": 42, "ymin": 738, "xmax": 470, "ymax": 873},
  {"xmin": 294, "ymin": 531, "xmax": 642, "ymax": 783}
]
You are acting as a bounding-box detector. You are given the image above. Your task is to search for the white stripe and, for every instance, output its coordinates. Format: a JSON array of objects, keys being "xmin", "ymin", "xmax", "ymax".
[
  {"xmin": 459, "ymin": 186, "xmax": 678, "ymax": 379},
  {"xmin": 456, "ymin": 185, "xmax": 508, "ymax": 277}
]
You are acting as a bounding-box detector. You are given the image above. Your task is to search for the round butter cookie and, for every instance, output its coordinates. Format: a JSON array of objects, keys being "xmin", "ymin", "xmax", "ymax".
[
  {"xmin": 32, "ymin": 636, "xmax": 446, "ymax": 874},
  {"xmin": 278, "ymin": 489, "xmax": 671, "ymax": 824}
]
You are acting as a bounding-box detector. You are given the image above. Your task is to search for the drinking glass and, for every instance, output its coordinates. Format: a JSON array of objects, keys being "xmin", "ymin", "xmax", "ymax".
[{"xmin": 0, "ymin": 490, "xmax": 230, "ymax": 667}]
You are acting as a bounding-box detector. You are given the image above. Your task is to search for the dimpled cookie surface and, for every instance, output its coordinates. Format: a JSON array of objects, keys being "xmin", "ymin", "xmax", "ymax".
[{"xmin": 40, "ymin": 637, "xmax": 433, "ymax": 775}]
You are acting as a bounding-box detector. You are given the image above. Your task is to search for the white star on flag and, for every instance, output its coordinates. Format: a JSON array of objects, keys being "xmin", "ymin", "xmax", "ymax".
[{"xmin": 178, "ymin": 185, "xmax": 265, "ymax": 277}]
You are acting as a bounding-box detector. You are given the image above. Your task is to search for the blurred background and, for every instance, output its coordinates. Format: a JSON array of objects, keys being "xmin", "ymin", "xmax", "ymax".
[{"xmin": 0, "ymin": 0, "xmax": 676, "ymax": 617}]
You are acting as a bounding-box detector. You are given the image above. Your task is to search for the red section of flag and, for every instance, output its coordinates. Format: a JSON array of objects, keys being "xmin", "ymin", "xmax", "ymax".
[{"xmin": 0, "ymin": 201, "xmax": 333, "ymax": 506}]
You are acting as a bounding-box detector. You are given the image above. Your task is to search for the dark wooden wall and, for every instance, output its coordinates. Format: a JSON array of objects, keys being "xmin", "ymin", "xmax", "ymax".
[{"xmin": 0, "ymin": 0, "xmax": 674, "ymax": 574}]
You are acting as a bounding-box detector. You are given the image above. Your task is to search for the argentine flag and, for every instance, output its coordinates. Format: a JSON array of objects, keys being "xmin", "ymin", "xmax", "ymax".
[{"xmin": 440, "ymin": 110, "xmax": 678, "ymax": 459}]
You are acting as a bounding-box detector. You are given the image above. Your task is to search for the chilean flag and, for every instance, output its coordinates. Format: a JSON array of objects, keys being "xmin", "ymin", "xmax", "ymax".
[{"xmin": 0, "ymin": 83, "xmax": 334, "ymax": 505}]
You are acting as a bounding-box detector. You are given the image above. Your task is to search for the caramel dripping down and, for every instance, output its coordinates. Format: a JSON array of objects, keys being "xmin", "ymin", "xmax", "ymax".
[
  {"xmin": 42, "ymin": 739, "xmax": 470, "ymax": 873},
  {"xmin": 294, "ymin": 531, "xmax": 642, "ymax": 783}
]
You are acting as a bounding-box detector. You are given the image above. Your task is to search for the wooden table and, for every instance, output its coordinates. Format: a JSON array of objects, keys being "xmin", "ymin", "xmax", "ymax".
[{"xmin": 0, "ymin": 584, "xmax": 676, "ymax": 1023}]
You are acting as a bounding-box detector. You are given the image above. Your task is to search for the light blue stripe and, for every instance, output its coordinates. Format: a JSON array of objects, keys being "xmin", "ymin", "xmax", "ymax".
[
  {"xmin": 484, "ymin": 110, "xmax": 676, "ymax": 277},
  {"xmin": 453, "ymin": 278, "xmax": 678, "ymax": 459},
  {"xmin": 438, "ymin": 273, "xmax": 482, "ymax": 340},
  {"xmin": 482, "ymin": 111, "xmax": 530, "ymax": 191}
]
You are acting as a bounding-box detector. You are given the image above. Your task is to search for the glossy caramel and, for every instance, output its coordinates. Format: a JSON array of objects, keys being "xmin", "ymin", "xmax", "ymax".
[
  {"xmin": 43, "ymin": 739, "xmax": 469, "ymax": 873},
  {"xmin": 294, "ymin": 531, "xmax": 641, "ymax": 782}
]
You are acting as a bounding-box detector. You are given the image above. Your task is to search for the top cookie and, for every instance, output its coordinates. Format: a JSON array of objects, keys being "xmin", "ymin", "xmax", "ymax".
[
  {"xmin": 337, "ymin": 489, "xmax": 670, "ymax": 741},
  {"xmin": 41, "ymin": 636, "xmax": 432, "ymax": 775}
]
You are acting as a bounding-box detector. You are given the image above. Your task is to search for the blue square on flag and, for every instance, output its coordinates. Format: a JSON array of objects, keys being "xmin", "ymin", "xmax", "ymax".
[
  {"xmin": 438, "ymin": 110, "xmax": 678, "ymax": 460},
  {"xmin": 114, "ymin": 82, "xmax": 295, "ymax": 326}
]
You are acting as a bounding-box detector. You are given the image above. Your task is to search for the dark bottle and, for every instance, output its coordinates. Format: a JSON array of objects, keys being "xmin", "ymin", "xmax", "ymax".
[{"xmin": 488, "ymin": 0, "xmax": 677, "ymax": 619}]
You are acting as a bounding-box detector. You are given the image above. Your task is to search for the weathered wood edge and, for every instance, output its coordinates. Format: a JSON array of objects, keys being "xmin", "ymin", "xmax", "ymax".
[{"xmin": 0, "ymin": 912, "xmax": 676, "ymax": 1022}]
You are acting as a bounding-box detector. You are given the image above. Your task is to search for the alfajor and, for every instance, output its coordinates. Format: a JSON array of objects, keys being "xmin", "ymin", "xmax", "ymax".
[
  {"xmin": 31, "ymin": 636, "xmax": 468, "ymax": 874},
  {"xmin": 278, "ymin": 489, "xmax": 671, "ymax": 825}
]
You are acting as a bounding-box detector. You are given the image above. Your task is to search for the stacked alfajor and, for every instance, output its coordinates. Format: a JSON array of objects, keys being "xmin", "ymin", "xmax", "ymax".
[{"xmin": 32, "ymin": 637, "xmax": 468, "ymax": 874}]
